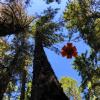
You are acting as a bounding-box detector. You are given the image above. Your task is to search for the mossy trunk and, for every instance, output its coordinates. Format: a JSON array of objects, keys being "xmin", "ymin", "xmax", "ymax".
[{"xmin": 30, "ymin": 33, "xmax": 69, "ymax": 100}]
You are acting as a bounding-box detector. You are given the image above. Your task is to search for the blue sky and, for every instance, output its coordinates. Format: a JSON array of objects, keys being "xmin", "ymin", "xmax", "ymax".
[{"xmin": 27, "ymin": 0, "xmax": 90, "ymax": 85}]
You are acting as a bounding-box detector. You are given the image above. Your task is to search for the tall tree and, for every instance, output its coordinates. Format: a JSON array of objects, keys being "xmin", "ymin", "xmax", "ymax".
[
  {"xmin": 0, "ymin": 2, "xmax": 33, "ymax": 99},
  {"xmin": 73, "ymin": 51, "xmax": 100, "ymax": 99},
  {"xmin": 63, "ymin": 0, "xmax": 100, "ymax": 99},
  {"xmin": 0, "ymin": 1, "xmax": 69, "ymax": 100},
  {"xmin": 30, "ymin": 8, "xmax": 69, "ymax": 100},
  {"xmin": 0, "ymin": 33, "xmax": 33, "ymax": 99}
]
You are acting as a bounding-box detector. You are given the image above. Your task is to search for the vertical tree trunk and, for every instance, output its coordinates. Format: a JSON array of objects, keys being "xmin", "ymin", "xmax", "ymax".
[
  {"xmin": 20, "ymin": 69, "xmax": 26, "ymax": 100},
  {"xmin": 30, "ymin": 34, "xmax": 69, "ymax": 100}
]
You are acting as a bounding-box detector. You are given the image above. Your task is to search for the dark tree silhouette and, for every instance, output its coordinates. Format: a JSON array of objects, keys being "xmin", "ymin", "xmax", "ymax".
[{"xmin": 30, "ymin": 8, "xmax": 69, "ymax": 100}]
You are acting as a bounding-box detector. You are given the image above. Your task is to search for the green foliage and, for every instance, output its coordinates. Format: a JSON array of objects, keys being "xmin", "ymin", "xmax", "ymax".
[
  {"xmin": 1, "ymin": 0, "xmax": 99, "ymax": 99},
  {"xmin": 73, "ymin": 50, "xmax": 100, "ymax": 99},
  {"xmin": 60, "ymin": 77, "xmax": 82, "ymax": 100},
  {"xmin": 0, "ymin": 38, "xmax": 9, "ymax": 61},
  {"xmin": 64, "ymin": 0, "xmax": 100, "ymax": 99},
  {"xmin": 64, "ymin": 0, "xmax": 100, "ymax": 51},
  {"xmin": 0, "ymin": 31, "xmax": 33, "ymax": 99},
  {"xmin": 25, "ymin": 81, "xmax": 32, "ymax": 99},
  {"xmin": 0, "ymin": 38, "xmax": 11, "ymax": 81},
  {"xmin": 0, "ymin": 2, "xmax": 66, "ymax": 99},
  {"xmin": 31, "ymin": 8, "xmax": 64, "ymax": 48}
]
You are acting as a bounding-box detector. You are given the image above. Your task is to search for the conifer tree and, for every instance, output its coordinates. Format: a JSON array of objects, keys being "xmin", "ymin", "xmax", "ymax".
[{"xmin": 64, "ymin": 0, "xmax": 100, "ymax": 99}]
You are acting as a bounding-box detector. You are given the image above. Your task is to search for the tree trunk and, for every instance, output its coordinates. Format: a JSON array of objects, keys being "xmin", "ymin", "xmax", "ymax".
[
  {"xmin": 20, "ymin": 69, "xmax": 26, "ymax": 100},
  {"xmin": 30, "ymin": 34, "xmax": 69, "ymax": 100}
]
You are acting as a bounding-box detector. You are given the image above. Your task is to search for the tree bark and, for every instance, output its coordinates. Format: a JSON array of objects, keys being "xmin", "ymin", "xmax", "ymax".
[{"xmin": 30, "ymin": 33, "xmax": 69, "ymax": 100}]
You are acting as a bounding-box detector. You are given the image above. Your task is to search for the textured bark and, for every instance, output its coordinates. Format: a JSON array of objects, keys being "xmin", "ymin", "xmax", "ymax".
[{"xmin": 30, "ymin": 33, "xmax": 69, "ymax": 100}]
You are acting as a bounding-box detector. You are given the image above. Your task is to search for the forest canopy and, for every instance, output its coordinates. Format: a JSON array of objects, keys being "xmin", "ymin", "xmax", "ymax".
[{"xmin": 0, "ymin": 0, "xmax": 100, "ymax": 100}]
